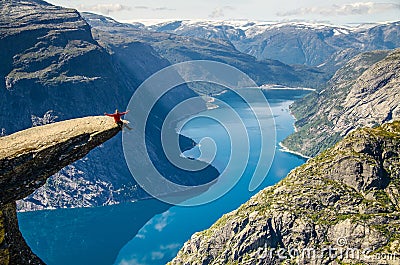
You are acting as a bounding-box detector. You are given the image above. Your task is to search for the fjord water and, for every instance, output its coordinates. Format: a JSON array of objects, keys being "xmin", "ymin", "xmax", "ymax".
[{"xmin": 18, "ymin": 89, "xmax": 309, "ymax": 265}]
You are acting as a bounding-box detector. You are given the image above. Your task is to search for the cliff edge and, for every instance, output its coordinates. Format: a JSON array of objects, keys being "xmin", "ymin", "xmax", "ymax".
[{"xmin": 0, "ymin": 116, "xmax": 121, "ymax": 264}]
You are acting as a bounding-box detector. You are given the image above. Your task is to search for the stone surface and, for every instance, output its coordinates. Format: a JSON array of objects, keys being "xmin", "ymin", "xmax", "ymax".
[
  {"xmin": 282, "ymin": 48, "xmax": 400, "ymax": 157},
  {"xmin": 0, "ymin": 203, "xmax": 44, "ymax": 265},
  {"xmin": 0, "ymin": 116, "xmax": 120, "ymax": 264},
  {"xmin": 1, "ymin": 0, "xmax": 217, "ymax": 211},
  {"xmin": 0, "ymin": 116, "xmax": 121, "ymax": 205},
  {"xmin": 170, "ymin": 121, "xmax": 400, "ymax": 265}
]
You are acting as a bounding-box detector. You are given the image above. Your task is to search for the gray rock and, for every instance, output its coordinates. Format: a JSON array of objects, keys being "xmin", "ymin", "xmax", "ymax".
[
  {"xmin": 282, "ymin": 49, "xmax": 400, "ymax": 157},
  {"xmin": 169, "ymin": 121, "xmax": 400, "ymax": 265},
  {"xmin": 0, "ymin": 116, "xmax": 120, "ymax": 265},
  {"xmin": 1, "ymin": 0, "xmax": 219, "ymax": 211}
]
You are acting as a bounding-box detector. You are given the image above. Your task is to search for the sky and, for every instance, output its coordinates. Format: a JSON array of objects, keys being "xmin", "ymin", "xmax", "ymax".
[{"xmin": 46, "ymin": 0, "xmax": 400, "ymax": 25}]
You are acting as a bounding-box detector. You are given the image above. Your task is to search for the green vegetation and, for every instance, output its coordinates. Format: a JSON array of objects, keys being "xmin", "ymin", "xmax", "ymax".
[
  {"xmin": 281, "ymin": 49, "xmax": 399, "ymax": 158},
  {"xmin": 171, "ymin": 121, "xmax": 400, "ymax": 264}
]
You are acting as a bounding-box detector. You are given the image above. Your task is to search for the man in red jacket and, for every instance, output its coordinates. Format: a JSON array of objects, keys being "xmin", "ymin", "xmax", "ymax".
[{"xmin": 104, "ymin": 109, "xmax": 129, "ymax": 127}]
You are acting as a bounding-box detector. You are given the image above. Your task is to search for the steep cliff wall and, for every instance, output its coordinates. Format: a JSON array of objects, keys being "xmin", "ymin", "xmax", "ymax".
[
  {"xmin": 170, "ymin": 121, "xmax": 400, "ymax": 265},
  {"xmin": 0, "ymin": 0, "xmax": 218, "ymax": 210},
  {"xmin": 282, "ymin": 48, "xmax": 400, "ymax": 157},
  {"xmin": 0, "ymin": 116, "xmax": 120, "ymax": 264}
]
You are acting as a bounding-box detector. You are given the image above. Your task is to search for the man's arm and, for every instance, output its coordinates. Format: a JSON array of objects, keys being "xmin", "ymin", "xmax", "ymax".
[{"xmin": 119, "ymin": 110, "xmax": 129, "ymax": 115}]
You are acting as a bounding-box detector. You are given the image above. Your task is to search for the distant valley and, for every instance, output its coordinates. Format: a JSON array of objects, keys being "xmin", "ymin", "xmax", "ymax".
[
  {"xmin": 1, "ymin": 0, "xmax": 399, "ymax": 213},
  {"xmin": 139, "ymin": 19, "xmax": 400, "ymax": 75}
]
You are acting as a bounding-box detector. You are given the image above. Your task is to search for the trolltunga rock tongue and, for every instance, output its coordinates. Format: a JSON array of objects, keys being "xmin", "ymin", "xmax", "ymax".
[
  {"xmin": 0, "ymin": 116, "xmax": 121, "ymax": 205},
  {"xmin": 0, "ymin": 116, "xmax": 121, "ymax": 264}
]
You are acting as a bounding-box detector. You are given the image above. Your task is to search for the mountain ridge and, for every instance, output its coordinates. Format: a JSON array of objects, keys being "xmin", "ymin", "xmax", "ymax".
[
  {"xmin": 134, "ymin": 19, "xmax": 400, "ymax": 75},
  {"xmin": 83, "ymin": 12, "xmax": 329, "ymax": 90},
  {"xmin": 0, "ymin": 0, "xmax": 219, "ymax": 211},
  {"xmin": 170, "ymin": 120, "xmax": 400, "ymax": 265},
  {"xmin": 282, "ymin": 48, "xmax": 400, "ymax": 157}
]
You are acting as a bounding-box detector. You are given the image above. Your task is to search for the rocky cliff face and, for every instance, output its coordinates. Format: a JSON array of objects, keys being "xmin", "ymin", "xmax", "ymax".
[
  {"xmin": 170, "ymin": 121, "xmax": 400, "ymax": 265},
  {"xmin": 0, "ymin": 116, "xmax": 120, "ymax": 265},
  {"xmin": 0, "ymin": 0, "xmax": 218, "ymax": 211},
  {"xmin": 0, "ymin": 0, "xmax": 128, "ymax": 131},
  {"xmin": 282, "ymin": 48, "xmax": 400, "ymax": 157},
  {"xmin": 0, "ymin": 0, "xmax": 136, "ymax": 210}
]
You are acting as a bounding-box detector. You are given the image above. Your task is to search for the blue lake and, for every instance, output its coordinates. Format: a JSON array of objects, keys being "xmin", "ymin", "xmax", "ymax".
[{"xmin": 18, "ymin": 89, "xmax": 309, "ymax": 265}]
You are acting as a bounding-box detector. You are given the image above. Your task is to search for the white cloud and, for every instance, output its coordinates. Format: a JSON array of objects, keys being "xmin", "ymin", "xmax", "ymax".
[
  {"xmin": 160, "ymin": 243, "xmax": 181, "ymax": 251},
  {"xmin": 133, "ymin": 5, "xmax": 175, "ymax": 11},
  {"xmin": 134, "ymin": 6, "xmax": 149, "ymax": 10},
  {"xmin": 209, "ymin": 8, "xmax": 224, "ymax": 18},
  {"xmin": 277, "ymin": 2, "xmax": 400, "ymax": 17},
  {"xmin": 208, "ymin": 6, "xmax": 235, "ymax": 18},
  {"xmin": 153, "ymin": 7, "xmax": 175, "ymax": 11},
  {"xmin": 135, "ymin": 233, "xmax": 145, "ymax": 239},
  {"xmin": 77, "ymin": 4, "xmax": 174, "ymax": 16},
  {"xmin": 78, "ymin": 4, "xmax": 131, "ymax": 15},
  {"xmin": 151, "ymin": 251, "xmax": 165, "ymax": 260},
  {"xmin": 119, "ymin": 258, "xmax": 145, "ymax": 265},
  {"xmin": 154, "ymin": 211, "xmax": 173, "ymax": 232}
]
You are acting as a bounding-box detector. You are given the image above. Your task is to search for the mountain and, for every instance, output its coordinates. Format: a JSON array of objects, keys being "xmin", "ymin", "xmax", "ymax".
[
  {"xmin": 144, "ymin": 20, "xmax": 400, "ymax": 74},
  {"xmin": 282, "ymin": 48, "xmax": 400, "ymax": 157},
  {"xmin": 170, "ymin": 121, "xmax": 400, "ymax": 265},
  {"xmin": 83, "ymin": 13, "xmax": 328, "ymax": 90},
  {"xmin": 0, "ymin": 116, "xmax": 120, "ymax": 265},
  {"xmin": 0, "ymin": 0, "xmax": 218, "ymax": 210}
]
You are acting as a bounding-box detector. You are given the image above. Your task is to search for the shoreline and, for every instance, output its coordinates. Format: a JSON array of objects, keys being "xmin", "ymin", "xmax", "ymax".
[
  {"xmin": 278, "ymin": 142, "xmax": 311, "ymax": 160},
  {"xmin": 258, "ymin": 85, "xmax": 316, "ymax": 91},
  {"xmin": 289, "ymin": 112, "xmax": 299, "ymax": 132},
  {"xmin": 279, "ymin": 106, "xmax": 310, "ymax": 159},
  {"xmin": 204, "ymin": 91, "xmax": 228, "ymax": 110}
]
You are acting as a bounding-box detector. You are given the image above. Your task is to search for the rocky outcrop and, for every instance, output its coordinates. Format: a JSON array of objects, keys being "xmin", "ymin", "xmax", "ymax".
[
  {"xmin": 0, "ymin": 0, "xmax": 136, "ymax": 210},
  {"xmin": 1, "ymin": 0, "xmax": 217, "ymax": 211},
  {"xmin": 0, "ymin": 116, "xmax": 121, "ymax": 264},
  {"xmin": 282, "ymin": 48, "xmax": 400, "ymax": 157},
  {"xmin": 0, "ymin": 0, "xmax": 137, "ymax": 134},
  {"xmin": 170, "ymin": 121, "xmax": 400, "ymax": 265}
]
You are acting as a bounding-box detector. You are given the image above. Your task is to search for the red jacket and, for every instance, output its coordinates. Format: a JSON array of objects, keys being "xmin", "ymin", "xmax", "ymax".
[{"xmin": 105, "ymin": 111, "xmax": 128, "ymax": 123}]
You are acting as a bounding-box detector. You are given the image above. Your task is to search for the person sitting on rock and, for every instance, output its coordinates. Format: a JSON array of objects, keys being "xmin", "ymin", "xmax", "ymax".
[{"xmin": 104, "ymin": 109, "xmax": 130, "ymax": 128}]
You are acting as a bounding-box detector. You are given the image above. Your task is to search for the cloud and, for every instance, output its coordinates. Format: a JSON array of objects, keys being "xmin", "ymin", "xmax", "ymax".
[
  {"xmin": 78, "ymin": 4, "xmax": 131, "ymax": 15},
  {"xmin": 160, "ymin": 243, "xmax": 181, "ymax": 251},
  {"xmin": 208, "ymin": 6, "xmax": 235, "ymax": 18},
  {"xmin": 277, "ymin": 2, "xmax": 400, "ymax": 17},
  {"xmin": 78, "ymin": 4, "xmax": 174, "ymax": 15},
  {"xmin": 224, "ymin": 6, "xmax": 235, "ymax": 11},
  {"xmin": 134, "ymin": 6, "xmax": 149, "ymax": 10},
  {"xmin": 119, "ymin": 258, "xmax": 145, "ymax": 265},
  {"xmin": 160, "ymin": 243, "xmax": 182, "ymax": 251},
  {"xmin": 209, "ymin": 8, "xmax": 224, "ymax": 18},
  {"xmin": 153, "ymin": 7, "xmax": 175, "ymax": 11},
  {"xmin": 133, "ymin": 6, "xmax": 175, "ymax": 11},
  {"xmin": 154, "ymin": 211, "xmax": 173, "ymax": 232},
  {"xmin": 151, "ymin": 251, "xmax": 164, "ymax": 260},
  {"xmin": 135, "ymin": 233, "xmax": 145, "ymax": 239},
  {"xmin": 149, "ymin": 244, "xmax": 181, "ymax": 261}
]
